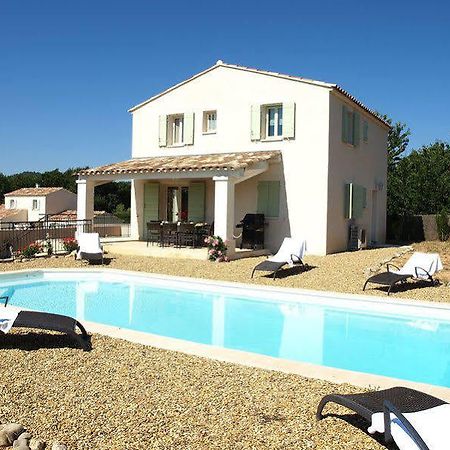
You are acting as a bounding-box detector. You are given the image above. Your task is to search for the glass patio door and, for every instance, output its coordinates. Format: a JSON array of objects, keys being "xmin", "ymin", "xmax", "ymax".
[{"xmin": 167, "ymin": 187, "xmax": 189, "ymax": 222}]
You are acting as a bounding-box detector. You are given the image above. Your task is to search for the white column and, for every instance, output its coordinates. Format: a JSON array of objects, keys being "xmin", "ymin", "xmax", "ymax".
[
  {"xmin": 130, "ymin": 179, "xmax": 144, "ymax": 240},
  {"xmin": 213, "ymin": 176, "xmax": 235, "ymax": 255},
  {"xmin": 76, "ymin": 179, "xmax": 95, "ymax": 232}
]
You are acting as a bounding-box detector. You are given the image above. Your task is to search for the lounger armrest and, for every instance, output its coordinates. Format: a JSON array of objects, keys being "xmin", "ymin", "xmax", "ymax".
[
  {"xmin": 386, "ymin": 263, "xmax": 400, "ymax": 273},
  {"xmin": 290, "ymin": 254, "xmax": 302, "ymax": 263},
  {"xmin": 0, "ymin": 295, "xmax": 9, "ymax": 307},
  {"xmin": 383, "ymin": 400, "xmax": 429, "ymax": 450},
  {"xmin": 414, "ymin": 266, "xmax": 432, "ymax": 280}
]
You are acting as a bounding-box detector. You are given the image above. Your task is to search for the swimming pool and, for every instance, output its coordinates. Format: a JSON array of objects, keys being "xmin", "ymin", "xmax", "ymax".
[{"xmin": 1, "ymin": 269, "xmax": 450, "ymax": 388}]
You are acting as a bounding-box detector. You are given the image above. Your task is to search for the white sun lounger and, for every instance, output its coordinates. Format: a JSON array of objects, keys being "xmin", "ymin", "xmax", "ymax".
[
  {"xmin": 251, "ymin": 237, "xmax": 307, "ymax": 279},
  {"xmin": 76, "ymin": 232, "xmax": 104, "ymax": 264},
  {"xmin": 363, "ymin": 252, "xmax": 443, "ymax": 295}
]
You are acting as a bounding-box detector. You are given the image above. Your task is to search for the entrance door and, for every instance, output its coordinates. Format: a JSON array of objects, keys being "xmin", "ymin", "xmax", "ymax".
[
  {"xmin": 371, "ymin": 190, "xmax": 378, "ymax": 243},
  {"xmin": 167, "ymin": 187, "xmax": 189, "ymax": 222}
]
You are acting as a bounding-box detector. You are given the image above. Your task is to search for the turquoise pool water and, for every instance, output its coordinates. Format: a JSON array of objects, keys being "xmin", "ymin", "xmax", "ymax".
[{"xmin": 2, "ymin": 273, "xmax": 450, "ymax": 388}]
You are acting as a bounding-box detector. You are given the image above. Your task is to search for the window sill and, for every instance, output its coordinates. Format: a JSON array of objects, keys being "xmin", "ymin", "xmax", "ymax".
[
  {"xmin": 261, "ymin": 137, "xmax": 283, "ymax": 142},
  {"xmin": 167, "ymin": 144, "xmax": 186, "ymax": 148},
  {"xmin": 202, "ymin": 131, "xmax": 217, "ymax": 135}
]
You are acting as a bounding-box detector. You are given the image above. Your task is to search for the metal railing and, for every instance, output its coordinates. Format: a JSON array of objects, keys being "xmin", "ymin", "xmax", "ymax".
[{"xmin": 0, "ymin": 219, "xmax": 92, "ymax": 255}]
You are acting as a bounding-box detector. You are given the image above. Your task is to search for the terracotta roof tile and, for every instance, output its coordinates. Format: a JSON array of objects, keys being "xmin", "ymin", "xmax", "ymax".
[
  {"xmin": 78, "ymin": 151, "xmax": 281, "ymax": 176},
  {"xmin": 49, "ymin": 210, "xmax": 108, "ymax": 221},
  {"xmin": 5, "ymin": 187, "xmax": 65, "ymax": 197}
]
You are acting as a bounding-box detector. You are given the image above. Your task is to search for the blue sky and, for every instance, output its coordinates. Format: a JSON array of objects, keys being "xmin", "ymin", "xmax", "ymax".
[{"xmin": 1, "ymin": 0, "xmax": 449, "ymax": 174}]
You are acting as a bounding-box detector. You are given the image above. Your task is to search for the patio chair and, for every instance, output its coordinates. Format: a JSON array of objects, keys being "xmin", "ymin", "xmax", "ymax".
[
  {"xmin": 363, "ymin": 252, "xmax": 443, "ymax": 295},
  {"xmin": 76, "ymin": 232, "xmax": 104, "ymax": 264},
  {"xmin": 161, "ymin": 222, "xmax": 177, "ymax": 247},
  {"xmin": 1, "ymin": 299, "xmax": 91, "ymax": 350},
  {"xmin": 317, "ymin": 386, "xmax": 450, "ymax": 450},
  {"xmin": 251, "ymin": 237, "xmax": 307, "ymax": 279},
  {"xmin": 146, "ymin": 221, "xmax": 162, "ymax": 247},
  {"xmin": 0, "ymin": 243, "xmax": 13, "ymax": 262},
  {"xmin": 177, "ymin": 222, "xmax": 195, "ymax": 248}
]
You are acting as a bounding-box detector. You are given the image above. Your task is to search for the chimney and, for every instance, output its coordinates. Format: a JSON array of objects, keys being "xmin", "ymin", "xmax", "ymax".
[{"xmin": 35, "ymin": 183, "xmax": 40, "ymax": 188}]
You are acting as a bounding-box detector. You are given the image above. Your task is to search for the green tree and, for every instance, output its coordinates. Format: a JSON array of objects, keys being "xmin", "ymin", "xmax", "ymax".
[{"xmin": 376, "ymin": 113, "xmax": 411, "ymax": 170}]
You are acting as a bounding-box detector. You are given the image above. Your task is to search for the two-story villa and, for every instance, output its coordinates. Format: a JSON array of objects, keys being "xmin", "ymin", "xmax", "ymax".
[{"xmin": 77, "ymin": 61, "xmax": 389, "ymax": 255}]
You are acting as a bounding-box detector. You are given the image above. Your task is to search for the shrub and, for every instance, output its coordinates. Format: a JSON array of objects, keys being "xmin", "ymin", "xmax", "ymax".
[
  {"xmin": 436, "ymin": 208, "xmax": 450, "ymax": 241},
  {"xmin": 21, "ymin": 242, "xmax": 43, "ymax": 258},
  {"xmin": 204, "ymin": 235, "xmax": 228, "ymax": 262},
  {"xmin": 63, "ymin": 237, "xmax": 78, "ymax": 253}
]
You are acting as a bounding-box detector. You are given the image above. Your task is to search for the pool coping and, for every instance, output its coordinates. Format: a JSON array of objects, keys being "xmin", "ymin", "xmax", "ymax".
[{"xmin": 2, "ymin": 267, "xmax": 450, "ymax": 401}]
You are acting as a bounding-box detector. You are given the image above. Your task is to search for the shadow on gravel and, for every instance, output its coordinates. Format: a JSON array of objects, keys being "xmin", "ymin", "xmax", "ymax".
[{"xmin": 0, "ymin": 331, "xmax": 90, "ymax": 351}]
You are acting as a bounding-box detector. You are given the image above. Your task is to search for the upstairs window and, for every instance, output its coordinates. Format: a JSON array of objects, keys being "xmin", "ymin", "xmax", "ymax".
[
  {"xmin": 32, "ymin": 199, "xmax": 39, "ymax": 210},
  {"xmin": 265, "ymin": 105, "xmax": 283, "ymax": 138},
  {"xmin": 9, "ymin": 199, "xmax": 16, "ymax": 209},
  {"xmin": 203, "ymin": 110, "xmax": 217, "ymax": 133},
  {"xmin": 342, "ymin": 105, "xmax": 360, "ymax": 146},
  {"xmin": 168, "ymin": 114, "xmax": 184, "ymax": 146},
  {"xmin": 250, "ymin": 103, "xmax": 295, "ymax": 141},
  {"xmin": 159, "ymin": 113, "xmax": 194, "ymax": 147}
]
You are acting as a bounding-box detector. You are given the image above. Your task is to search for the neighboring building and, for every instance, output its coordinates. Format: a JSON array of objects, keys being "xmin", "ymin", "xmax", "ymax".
[
  {"xmin": 4, "ymin": 187, "xmax": 77, "ymax": 222},
  {"xmin": 77, "ymin": 61, "xmax": 389, "ymax": 255}
]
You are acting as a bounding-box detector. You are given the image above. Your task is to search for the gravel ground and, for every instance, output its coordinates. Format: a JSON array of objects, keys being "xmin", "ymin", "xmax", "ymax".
[
  {"xmin": 1, "ymin": 242, "xmax": 449, "ymax": 449},
  {"xmin": 0, "ymin": 332, "xmax": 384, "ymax": 450}
]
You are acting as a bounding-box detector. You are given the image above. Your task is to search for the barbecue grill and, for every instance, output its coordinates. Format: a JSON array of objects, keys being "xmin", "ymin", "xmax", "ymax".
[{"xmin": 236, "ymin": 213, "xmax": 265, "ymax": 249}]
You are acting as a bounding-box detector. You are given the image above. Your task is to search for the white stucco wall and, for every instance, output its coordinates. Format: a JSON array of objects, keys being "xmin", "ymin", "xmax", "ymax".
[
  {"xmin": 326, "ymin": 93, "xmax": 388, "ymax": 253},
  {"xmin": 5, "ymin": 196, "xmax": 46, "ymax": 221},
  {"xmin": 130, "ymin": 65, "xmax": 331, "ymax": 254}
]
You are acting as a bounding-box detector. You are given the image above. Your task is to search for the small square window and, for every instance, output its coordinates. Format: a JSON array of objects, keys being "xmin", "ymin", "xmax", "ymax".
[
  {"xmin": 203, "ymin": 111, "xmax": 217, "ymax": 133},
  {"xmin": 9, "ymin": 199, "xmax": 16, "ymax": 209},
  {"xmin": 32, "ymin": 199, "xmax": 39, "ymax": 210}
]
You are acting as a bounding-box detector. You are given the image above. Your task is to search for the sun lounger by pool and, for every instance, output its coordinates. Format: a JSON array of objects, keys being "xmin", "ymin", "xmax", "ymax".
[
  {"xmin": 1, "ymin": 298, "xmax": 91, "ymax": 350},
  {"xmin": 0, "ymin": 243, "xmax": 13, "ymax": 262},
  {"xmin": 251, "ymin": 237, "xmax": 307, "ymax": 279},
  {"xmin": 363, "ymin": 252, "xmax": 442, "ymax": 295},
  {"xmin": 76, "ymin": 232, "xmax": 104, "ymax": 264},
  {"xmin": 317, "ymin": 386, "xmax": 450, "ymax": 450}
]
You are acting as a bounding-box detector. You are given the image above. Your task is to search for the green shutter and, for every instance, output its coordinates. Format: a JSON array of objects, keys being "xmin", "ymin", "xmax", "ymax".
[
  {"xmin": 250, "ymin": 104, "xmax": 261, "ymax": 141},
  {"xmin": 353, "ymin": 111, "xmax": 360, "ymax": 146},
  {"xmin": 268, "ymin": 181, "xmax": 280, "ymax": 217},
  {"xmin": 363, "ymin": 120, "xmax": 368, "ymax": 143},
  {"xmin": 184, "ymin": 112, "xmax": 194, "ymax": 145},
  {"xmin": 188, "ymin": 181, "xmax": 205, "ymax": 222},
  {"xmin": 144, "ymin": 183, "xmax": 160, "ymax": 235},
  {"xmin": 342, "ymin": 105, "xmax": 348, "ymax": 143},
  {"xmin": 159, "ymin": 115, "xmax": 167, "ymax": 147},
  {"xmin": 257, "ymin": 181, "xmax": 269, "ymax": 214},
  {"xmin": 362, "ymin": 187, "xmax": 367, "ymax": 208},
  {"xmin": 282, "ymin": 102, "xmax": 295, "ymax": 139},
  {"xmin": 344, "ymin": 183, "xmax": 352, "ymax": 219},
  {"xmin": 257, "ymin": 181, "xmax": 280, "ymax": 217},
  {"xmin": 352, "ymin": 185, "xmax": 363, "ymax": 219}
]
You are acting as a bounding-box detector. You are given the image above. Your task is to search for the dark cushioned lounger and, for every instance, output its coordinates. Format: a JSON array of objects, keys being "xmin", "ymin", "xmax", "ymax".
[
  {"xmin": 317, "ymin": 387, "xmax": 447, "ymax": 450},
  {"xmin": 3, "ymin": 310, "xmax": 91, "ymax": 351}
]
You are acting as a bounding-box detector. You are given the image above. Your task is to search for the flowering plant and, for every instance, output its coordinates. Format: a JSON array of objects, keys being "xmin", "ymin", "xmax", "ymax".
[
  {"xmin": 204, "ymin": 235, "xmax": 228, "ymax": 262},
  {"xmin": 21, "ymin": 242, "xmax": 43, "ymax": 258},
  {"xmin": 63, "ymin": 237, "xmax": 78, "ymax": 253}
]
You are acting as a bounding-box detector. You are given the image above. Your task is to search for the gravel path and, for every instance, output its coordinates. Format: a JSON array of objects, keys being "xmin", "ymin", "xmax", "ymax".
[{"xmin": 0, "ymin": 333, "xmax": 384, "ymax": 450}]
